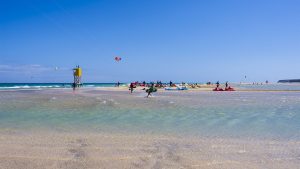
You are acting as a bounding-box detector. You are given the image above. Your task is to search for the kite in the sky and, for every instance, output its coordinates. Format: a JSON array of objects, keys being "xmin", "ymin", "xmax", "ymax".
[{"xmin": 114, "ymin": 56, "xmax": 122, "ymax": 62}]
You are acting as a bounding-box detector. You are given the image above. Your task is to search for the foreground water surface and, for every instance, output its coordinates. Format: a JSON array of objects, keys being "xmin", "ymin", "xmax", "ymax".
[{"xmin": 0, "ymin": 89, "xmax": 299, "ymax": 140}]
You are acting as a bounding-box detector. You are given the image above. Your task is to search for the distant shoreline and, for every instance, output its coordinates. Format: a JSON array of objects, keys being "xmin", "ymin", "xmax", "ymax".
[{"xmin": 2, "ymin": 87, "xmax": 300, "ymax": 93}]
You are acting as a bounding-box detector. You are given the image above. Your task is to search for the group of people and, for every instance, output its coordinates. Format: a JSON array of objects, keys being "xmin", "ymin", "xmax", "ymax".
[
  {"xmin": 215, "ymin": 81, "xmax": 234, "ymax": 91},
  {"xmin": 126, "ymin": 80, "xmax": 179, "ymax": 97},
  {"xmin": 127, "ymin": 81, "xmax": 167, "ymax": 88},
  {"xmin": 129, "ymin": 82, "xmax": 157, "ymax": 97},
  {"xmin": 119, "ymin": 80, "xmax": 235, "ymax": 96},
  {"xmin": 252, "ymin": 80, "xmax": 269, "ymax": 85}
]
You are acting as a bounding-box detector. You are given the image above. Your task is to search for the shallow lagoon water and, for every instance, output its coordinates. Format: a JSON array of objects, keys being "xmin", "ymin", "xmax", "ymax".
[
  {"xmin": 1, "ymin": 89, "xmax": 299, "ymax": 140},
  {"xmin": 1, "ymin": 88, "xmax": 300, "ymax": 169}
]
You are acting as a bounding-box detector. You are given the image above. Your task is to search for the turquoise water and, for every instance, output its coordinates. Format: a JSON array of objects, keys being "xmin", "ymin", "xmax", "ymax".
[
  {"xmin": 0, "ymin": 83, "xmax": 121, "ymax": 89},
  {"xmin": 0, "ymin": 89, "xmax": 300, "ymax": 140}
]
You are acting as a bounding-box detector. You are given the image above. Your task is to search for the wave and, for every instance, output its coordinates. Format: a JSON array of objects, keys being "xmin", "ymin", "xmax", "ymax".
[
  {"xmin": 85, "ymin": 85, "xmax": 95, "ymax": 87},
  {"xmin": 0, "ymin": 83, "xmax": 121, "ymax": 90},
  {"xmin": 0, "ymin": 85, "xmax": 65, "ymax": 89}
]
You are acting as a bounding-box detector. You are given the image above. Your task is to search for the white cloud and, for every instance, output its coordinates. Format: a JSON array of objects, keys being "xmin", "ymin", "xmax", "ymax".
[{"xmin": 0, "ymin": 64, "xmax": 68, "ymax": 74}]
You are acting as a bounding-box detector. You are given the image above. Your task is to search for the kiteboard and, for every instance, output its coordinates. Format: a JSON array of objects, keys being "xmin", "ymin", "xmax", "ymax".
[{"xmin": 146, "ymin": 88, "xmax": 157, "ymax": 93}]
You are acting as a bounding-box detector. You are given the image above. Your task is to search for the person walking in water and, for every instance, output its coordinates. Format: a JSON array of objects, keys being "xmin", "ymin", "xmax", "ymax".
[
  {"xmin": 72, "ymin": 82, "xmax": 76, "ymax": 91},
  {"xmin": 129, "ymin": 83, "xmax": 134, "ymax": 93},
  {"xmin": 146, "ymin": 83, "xmax": 157, "ymax": 98}
]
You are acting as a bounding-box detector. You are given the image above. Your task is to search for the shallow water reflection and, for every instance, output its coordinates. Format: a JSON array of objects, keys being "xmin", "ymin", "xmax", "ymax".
[{"xmin": 0, "ymin": 89, "xmax": 300, "ymax": 140}]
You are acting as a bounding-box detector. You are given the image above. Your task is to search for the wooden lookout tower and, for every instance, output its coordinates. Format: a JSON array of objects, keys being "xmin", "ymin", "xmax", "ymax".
[{"xmin": 72, "ymin": 65, "xmax": 82, "ymax": 88}]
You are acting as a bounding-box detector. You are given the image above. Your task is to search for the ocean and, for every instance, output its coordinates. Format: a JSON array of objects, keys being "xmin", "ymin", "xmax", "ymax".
[{"xmin": 0, "ymin": 83, "xmax": 120, "ymax": 90}]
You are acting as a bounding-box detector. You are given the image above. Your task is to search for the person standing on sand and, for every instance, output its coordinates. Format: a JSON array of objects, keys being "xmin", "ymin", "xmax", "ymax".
[
  {"xmin": 116, "ymin": 81, "xmax": 120, "ymax": 87},
  {"xmin": 216, "ymin": 81, "xmax": 220, "ymax": 88},
  {"xmin": 225, "ymin": 81, "xmax": 228, "ymax": 89}
]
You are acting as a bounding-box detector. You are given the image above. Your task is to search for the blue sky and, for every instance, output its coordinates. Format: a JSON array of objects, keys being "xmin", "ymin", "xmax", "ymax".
[{"xmin": 1, "ymin": 0, "xmax": 300, "ymax": 83}]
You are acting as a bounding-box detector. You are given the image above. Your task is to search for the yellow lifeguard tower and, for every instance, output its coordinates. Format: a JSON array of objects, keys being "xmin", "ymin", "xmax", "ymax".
[{"xmin": 73, "ymin": 65, "xmax": 82, "ymax": 88}]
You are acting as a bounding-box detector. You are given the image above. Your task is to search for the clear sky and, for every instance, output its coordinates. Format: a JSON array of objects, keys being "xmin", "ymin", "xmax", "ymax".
[{"xmin": 1, "ymin": 0, "xmax": 300, "ymax": 83}]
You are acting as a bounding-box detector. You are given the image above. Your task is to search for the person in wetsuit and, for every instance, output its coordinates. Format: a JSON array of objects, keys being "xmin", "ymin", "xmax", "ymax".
[
  {"xmin": 146, "ymin": 83, "xmax": 156, "ymax": 98},
  {"xmin": 129, "ymin": 83, "xmax": 134, "ymax": 93},
  {"xmin": 72, "ymin": 82, "xmax": 76, "ymax": 91},
  {"xmin": 169, "ymin": 81, "xmax": 173, "ymax": 87},
  {"xmin": 216, "ymin": 81, "xmax": 220, "ymax": 88}
]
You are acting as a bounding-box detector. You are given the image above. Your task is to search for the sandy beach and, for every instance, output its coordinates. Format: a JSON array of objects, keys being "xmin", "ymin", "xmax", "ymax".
[{"xmin": 1, "ymin": 130, "xmax": 300, "ymax": 169}]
